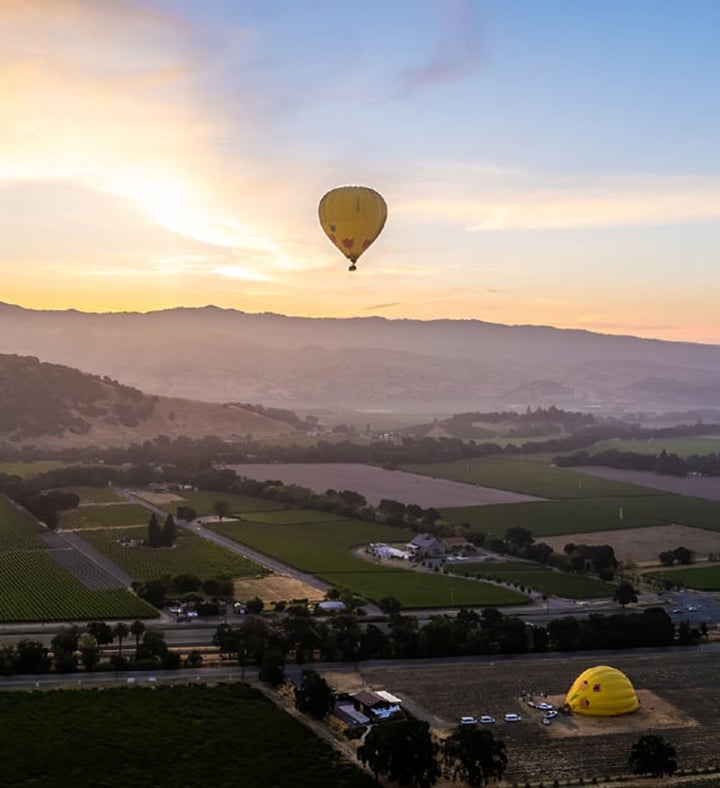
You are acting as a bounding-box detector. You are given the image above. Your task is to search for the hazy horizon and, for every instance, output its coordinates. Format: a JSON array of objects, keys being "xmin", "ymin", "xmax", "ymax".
[{"xmin": 3, "ymin": 1, "xmax": 720, "ymax": 344}]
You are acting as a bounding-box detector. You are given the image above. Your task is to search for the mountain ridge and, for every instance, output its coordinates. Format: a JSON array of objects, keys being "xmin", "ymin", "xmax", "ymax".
[{"xmin": 0, "ymin": 302, "xmax": 718, "ymax": 413}]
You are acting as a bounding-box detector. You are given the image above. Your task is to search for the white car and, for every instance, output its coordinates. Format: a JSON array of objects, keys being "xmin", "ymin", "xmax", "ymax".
[
  {"xmin": 543, "ymin": 710, "xmax": 559, "ymax": 719},
  {"xmin": 504, "ymin": 713, "xmax": 522, "ymax": 723},
  {"xmin": 479, "ymin": 715, "xmax": 496, "ymax": 725},
  {"xmin": 459, "ymin": 716, "xmax": 477, "ymax": 726},
  {"xmin": 536, "ymin": 702, "xmax": 554, "ymax": 711}
]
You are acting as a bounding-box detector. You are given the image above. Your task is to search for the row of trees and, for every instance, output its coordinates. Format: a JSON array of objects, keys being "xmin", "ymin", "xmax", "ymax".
[
  {"xmin": 555, "ymin": 447, "xmax": 720, "ymax": 477},
  {"xmin": 146, "ymin": 512, "xmax": 177, "ymax": 548},
  {"xmin": 211, "ymin": 604, "xmax": 702, "ymax": 674},
  {"xmin": 0, "ymin": 620, "xmax": 184, "ymax": 676}
]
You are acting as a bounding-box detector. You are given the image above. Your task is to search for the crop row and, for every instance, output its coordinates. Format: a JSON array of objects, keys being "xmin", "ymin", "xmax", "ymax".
[
  {"xmin": 0, "ymin": 494, "xmax": 48, "ymax": 551},
  {"xmin": 0, "ymin": 550, "xmax": 155, "ymax": 622}
]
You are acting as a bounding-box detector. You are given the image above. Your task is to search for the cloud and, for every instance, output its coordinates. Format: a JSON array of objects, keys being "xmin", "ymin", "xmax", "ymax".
[
  {"xmin": 365, "ymin": 302, "xmax": 402, "ymax": 310},
  {"xmin": 393, "ymin": 164, "xmax": 720, "ymax": 231},
  {"xmin": 392, "ymin": 0, "xmax": 484, "ymax": 98}
]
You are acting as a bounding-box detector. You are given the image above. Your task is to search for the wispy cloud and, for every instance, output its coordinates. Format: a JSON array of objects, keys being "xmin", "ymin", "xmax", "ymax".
[
  {"xmin": 366, "ymin": 302, "xmax": 402, "ymax": 310},
  {"xmin": 392, "ymin": 0, "xmax": 484, "ymax": 99},
  {"xmin": 394, "ymin": 164, "xmax": 720, "ymax": 231}
]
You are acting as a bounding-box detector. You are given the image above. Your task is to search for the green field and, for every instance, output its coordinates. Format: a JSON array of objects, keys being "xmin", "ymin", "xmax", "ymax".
[
  {"xmin": 59, "ymin": 503, "xmax": 153, "ymax": 529},
  {"xmin": 453, "ymin": 560, "xmax": 616, "ymax": 599},
  {"xmin": 589, "ymin": 436, "xmax": 720, "ymax": 457},
  {"xmin": 79, "ymin": 526, "xmax": 266, "ymax": 582},
  {"xmin": 402, "ymin": 455, "xmax": 665, "ymax": 499},
  {"xmin": 0, "ymin": 494, "xmax": 156, "ymax": 622},
  {"xmin": 210, "ymin": 517, "xmax": 529, "ymax": 608},
  {"xmin": 0, "ymin": 683, "xmax": 376, "ymax": 788},
  {"xmin": 645, "ymin": 565, "xmax": 720, "ymax": 590},
  {"xmin": 442, "ymin": 494, "xmax": 720, "ymax": 538},
  {"xmin": 0, "ymin": 460, "xmax": 70, "ymax": 478},
  {"xmin": 320, "ymin": 570, "xmax": 527, "ymax": 608},
  {"xmin": 55, "ymin": 486, "xmax": 124, "ymax": 503},
  {"xmin": 0, "ymin": 550, "xmax": 155, "ymax": 622},
  {"xmin": 0, "ymin": 495, "xmax": 47, "ymax": 550},
  {"xmin": 152, "ymin": 489, "xmax": 285, "ymax": 516}
]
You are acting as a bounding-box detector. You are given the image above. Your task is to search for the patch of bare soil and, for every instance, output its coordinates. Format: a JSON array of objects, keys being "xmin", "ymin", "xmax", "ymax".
[
  {"xmin": 233, "ymin": 574, "xmax": 325, "ymax": 604},
  {"xmin": 359, "ymin": 649, "xmax": 720, "ymax": 784},
  {"xmin": 574, "ymin": 466, "xmax": 720, "ymax": 501},
  {"xmin": 543, "ymin": 524, "xmax": 720, "ymax": 563}
]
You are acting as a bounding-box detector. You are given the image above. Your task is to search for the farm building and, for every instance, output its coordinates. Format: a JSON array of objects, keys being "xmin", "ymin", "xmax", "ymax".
[
  {"xmin": 407, "ymin": 533, "xmax": 445, "ymax": 558},
  {"xmin": 350, "ymin": 690, "xmax": 403, "ymax": 720},
  {"xmin": 564, "ymin": 665, "xmax": 639, "ymax": 716},
  {"xmin": 333, "ymin": 702, "xmax": 370, "ymax": 728}
]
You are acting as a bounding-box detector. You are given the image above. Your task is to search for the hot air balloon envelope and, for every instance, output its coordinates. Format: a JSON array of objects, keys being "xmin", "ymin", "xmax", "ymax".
[
  {"xmin": 565, "ymin": 665, "xmax": 639, "ymax": 716},
  {"xmin": 318, "ymin": 186, "xmax": 387, "ymax": 270}
]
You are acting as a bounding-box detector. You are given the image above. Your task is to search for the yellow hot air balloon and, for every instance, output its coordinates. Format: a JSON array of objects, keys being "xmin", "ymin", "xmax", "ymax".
[
  {"xmin": 564, "ymin": 665, "xmax": 639, "ymax": 716},
  {"xmin": 318, "ymin": 186, "xmax": 387, "ymax": 271}
]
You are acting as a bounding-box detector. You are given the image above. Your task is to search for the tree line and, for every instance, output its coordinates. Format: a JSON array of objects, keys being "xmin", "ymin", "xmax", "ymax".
[{"xmin": 555, "ymin": 447, "xmax": 720, "ymax": 477}]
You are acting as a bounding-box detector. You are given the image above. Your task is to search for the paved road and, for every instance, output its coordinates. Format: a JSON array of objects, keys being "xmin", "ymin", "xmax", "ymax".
[{"xmin": 114, "ymin": 486, "xmax": 336, "ymax": 598}]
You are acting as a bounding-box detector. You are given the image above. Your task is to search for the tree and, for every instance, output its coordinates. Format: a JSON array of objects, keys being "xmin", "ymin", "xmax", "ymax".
[
  {"xmin": 147, "ymin": 512, "xmax": 162, "ymax": 547},
  {"xmin": 78, "ymin": 633, "xmax": 100, "ymax": 670},
  {"xmin": 259, "ymin": 647, "xmax": 286, "ymax": 686},
  {"xmin": 213, "ymin": 500, "xmax": 230, "ymax": 520},
  {"xmin": 245, "ymin": 596, "xmax": 264, "ymax": 615},
  {"xmin": 86, "ymin": 621, "xmax": 113, "ymax": 655},
  {"xmin": 161, "ymin": 514, "xmax": 177, "ymax": 547},
  {"xmin": 294, "ymin": 669, "xmax": 335, "ymax": 719},
  {"xmin": 672, "ymin": 546, "xmax": 693, "ymax": 565},
  {"xmin": 130, "ymin": 620, "xmax": 146, "ymax": 654},
  {"xmin": 659, "ymin": 550, "xmax": 675, "ymax": 566},
  {"xmin": 613, "ymin": 581, "xmax": 638, "ymax": 610},
  {"xmin": 441, "ymin": 725, "xmax": 508, "ymax": 786},
  {"xmin": 628, "ymin": 734, "xmax": 678, "ymax": 778},
  {"xmin": 378, "ymin": 596, "xmax": 403, "ymax": 616},
  {"xmin": 358, "ymin": 718, "xmax": 439, "ymax": 786},
  {"xmin": 176, "ymin": 505, "xmax": 197, "ymax": 521},
  {"xmin": 113, "ymin": 622, "xmax": 129, "ymax": 659},
  {"xmin": 52, "ymin": 628, "xmax": 79, "ymax": 673}
]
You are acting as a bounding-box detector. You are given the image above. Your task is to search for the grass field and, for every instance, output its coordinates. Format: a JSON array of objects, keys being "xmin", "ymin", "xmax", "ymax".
[
  {"xmin": 0, "ymin": 683, "xmax": 376, "ymax": 788},
  {"xmin": 154, "ymin": 489, "xmax": 285, "ymax": 516},
  {"xmin": 0, "ymin": 460, "xmax": 70, "ymax": 478},
  {"xmin": 402, "ymin": 455, "xmax": 665, "ymax": 499},
  {"xmin": 442, "ymin": 494, "xmax": 720, "ymax": 538},
  {"xmin": 59, "ymin": 503, "xmax": 154, "ymax": 529},
  {"xmin": 0, "ymin": 550, "xmax": 155, "ymax": 621},
  {"xmin": 644, "ymin": 564, "xmax": 720, "ymax": 590},
  {"xmin": 589, "ymin": 436, "xmax": 720, "ymax": 457},
  {"xmin": 453, "ymin": 560, "xmax": 616, "ymax": 598},
  {"xmin": 209, "ymin": 517, "xmax": 529, "ymax": 608},
  {"xmin": 59, "ymin": 486, "xmax": 124, "ymax": 503},
  {"xmin": 79, "ymin": 526, "xmax": 266, "ymax": 582}
]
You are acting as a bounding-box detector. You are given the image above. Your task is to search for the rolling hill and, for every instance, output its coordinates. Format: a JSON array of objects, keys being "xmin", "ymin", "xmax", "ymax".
[{"xmin": 0, "ymin": 353, "xmax": 299, "ymax": 448}]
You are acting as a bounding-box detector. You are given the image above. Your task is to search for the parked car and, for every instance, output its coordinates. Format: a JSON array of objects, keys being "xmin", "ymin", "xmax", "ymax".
[
  {"xmin": 543, "ymin": 710, "xmax": 558, "ymax": 719},
  {"xmin": 536, "ymin": 702, "xmax": 554, "ymax": 711},
  {"xmin": 459, "ymin": 716, "xmax": 477, "ymax": 726},
  {"xmin": 479, "ymin": 715, "xmax": 496, "ymax": 725},
  {"xmin": 504, "ymin": 713, "xmax": 522, "ymax": 723}
]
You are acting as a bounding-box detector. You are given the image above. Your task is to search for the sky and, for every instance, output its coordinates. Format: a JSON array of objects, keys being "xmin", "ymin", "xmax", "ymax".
[{"xmin": 2, "ymin": 0, "xmax": 720, "ymax": 344}]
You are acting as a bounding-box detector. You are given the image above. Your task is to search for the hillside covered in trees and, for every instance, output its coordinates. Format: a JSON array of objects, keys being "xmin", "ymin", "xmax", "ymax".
[{"xmin": 0, "ymin": 354, "xmax": 300, "ymax": 448}]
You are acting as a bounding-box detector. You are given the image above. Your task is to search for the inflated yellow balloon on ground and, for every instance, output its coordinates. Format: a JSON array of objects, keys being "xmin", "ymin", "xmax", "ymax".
[
  {"xmin": 318, "ymin": 186, "xmax": 387, "ymax": 271},
  {"xmin": 564, "ymin": 666, "xmax": 639, "ymax": 716}
]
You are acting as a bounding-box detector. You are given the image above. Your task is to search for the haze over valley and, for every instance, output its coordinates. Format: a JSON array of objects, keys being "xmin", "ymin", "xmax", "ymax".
[{"xmin": 1, "ymin": 302, "xmax": 719, "ymax": 417}]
